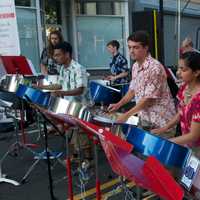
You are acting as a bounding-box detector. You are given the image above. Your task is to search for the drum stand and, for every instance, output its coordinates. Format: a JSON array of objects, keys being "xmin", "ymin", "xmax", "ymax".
[
  {"xmin": 56, "ymin": 121, "xmax": 102, "ymax": 200},
  {"xmin": 0, "ymin": 103, "xmax": 20, "ymax": 186},
  {"xmin": 65, "ymin": 130, "xmax": 74, "ymax": 200},
  {"xmin": 93, "ymin": 136, "xmax": 101, "ymax": 200},
  {"xmin": 29, "ymin": 110, "xmax": 59, "ymax": 200},
  {"xmin": 0, "ymin": 102, "xmax": 37, "ymax": 186},
  {"xmin": 74, "ymin": 135, "xmax": 101, "ymax": 200}
]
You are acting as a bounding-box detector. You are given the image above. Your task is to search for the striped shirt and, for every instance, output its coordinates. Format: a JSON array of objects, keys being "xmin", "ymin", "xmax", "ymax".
[{"xmin": 58, "ymin": 59, "xmax": 88, "ymax": 102}]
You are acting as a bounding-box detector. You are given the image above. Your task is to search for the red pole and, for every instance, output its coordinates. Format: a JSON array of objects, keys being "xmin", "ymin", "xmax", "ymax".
[
  {"xmin": 94, "ymin": 138, "xmax": 101, "ymax": 199},
  {"xmin": 96, "ymin": 179, "xmax": 101, "ymax": 200},
  {"xmin": 66, "ymin": 158, "xmax": 73, "ymax": 200}
]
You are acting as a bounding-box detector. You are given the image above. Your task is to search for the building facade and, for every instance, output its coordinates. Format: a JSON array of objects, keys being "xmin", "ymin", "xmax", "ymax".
[{"xmin": 15, "ymin": 0, "xmax": 200, "ymax": 72}]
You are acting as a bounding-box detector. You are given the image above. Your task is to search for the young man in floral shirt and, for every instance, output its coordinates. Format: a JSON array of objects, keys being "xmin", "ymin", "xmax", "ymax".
[{"xmin": 108, "ymin": 31, "xmax": 176, "ymax": 130}]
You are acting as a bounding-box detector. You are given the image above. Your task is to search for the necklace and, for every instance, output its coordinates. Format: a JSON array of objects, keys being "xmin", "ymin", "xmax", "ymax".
[{"xmin": 184, "ymin": 86, "xmax": 193, "ymax": 104}]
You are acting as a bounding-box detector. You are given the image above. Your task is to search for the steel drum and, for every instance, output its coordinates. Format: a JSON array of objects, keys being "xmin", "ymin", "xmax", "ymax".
[
  {"xmin": 16, "ymin": 85, "xmax": 50, "ymax": 107},
  {"xmin": 48, "ymin": 96, "xmax": 92, "ymax": 121},
  {"xmin": 37, "ymin": 75, "xmax": 59, "ymax": 86},
  {"xmin": 16, "ymin": 85, "xmax": 92, "ymax": 121},
  {"xmin": 89, "ymin": 80, "xmax": 121, "ymax": 105},
  {"xmin": 0, "ymin": 74, "xmax": 24, "ymax": 92},
  {"xmin": 92, "ymin": 113, "xmax": 139, "ymax": 137},
  {"xmin": 16, "ymin": 84, "xmax": 29, "ymax": 98},
  {"xmin": 92, "ymin": 113, "xmax": 139, "ymax": 127},
  {"xmin": 123, "ymin": 126, "xmax": 191, "ymax": 169},
  {"xmin": 48, "ymin": 96, "xmax": 71, "ymax": 114},
  {"xmin": 120, "ymin": 83, "xmax": 129, "ymax": 97},
  {"xmin": 92, "ymin": 79, "xmax": 110, "ymax": 86}
]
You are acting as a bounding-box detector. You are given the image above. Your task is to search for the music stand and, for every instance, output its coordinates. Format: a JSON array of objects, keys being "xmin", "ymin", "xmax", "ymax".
[{"xmin": 1, "ymin": 55, "xmax": 33, "ymax": 75}]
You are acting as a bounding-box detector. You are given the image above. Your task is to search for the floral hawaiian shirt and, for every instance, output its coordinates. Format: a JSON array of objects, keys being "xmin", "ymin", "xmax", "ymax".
[
  {"xmin": 129, "ymin": 55, "xmax": 176, "ymax": 128},
  {"xmin": 58, "ymin": 59, "xmax": 88, "ymax": 102},
  {"xmin": 177, "ymin": 84, "xmax": 200, "ymax": 147}
]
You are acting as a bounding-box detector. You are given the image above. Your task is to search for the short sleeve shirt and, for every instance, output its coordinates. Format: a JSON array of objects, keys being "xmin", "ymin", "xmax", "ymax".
[
  {"xmin": 40, "ymin": 48, "xmax": 61, "ymax": 75},
  {"xmin": 129, "ymin": 55, "xmax": 176, "ymax": 128},
  {"xmin": 109, "ymin": 52, "xmax": 129, "ymax": 84},
  {"xmin": 177, "ymin": 84, "xmax": 200, "ymax": 147},
  {"xmin": 58, "ymin": 59, "xmax": 88, "ymax": 102}
]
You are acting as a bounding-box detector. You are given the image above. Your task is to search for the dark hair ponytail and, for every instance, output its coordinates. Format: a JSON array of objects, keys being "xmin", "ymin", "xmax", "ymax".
[{"xmin": 180, "ymin": 51, "xmax": 200, "ymax": 72}]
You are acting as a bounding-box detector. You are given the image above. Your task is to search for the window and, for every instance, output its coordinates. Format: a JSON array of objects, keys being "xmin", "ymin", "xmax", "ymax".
[
  {"xmin": 76, "ymin": 1, "xmax": 124, "ymax": 15},
  {"xmin": 77, "ymin": 16, "xmax": 124, "ymax": 69},
  {"xmin": 15, "ymin": 0, "xmax": 35, "ymax": 7}
]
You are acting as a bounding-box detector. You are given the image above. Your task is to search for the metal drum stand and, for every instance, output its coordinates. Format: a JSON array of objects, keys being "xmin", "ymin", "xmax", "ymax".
[
  {"xmin": 0, "ymin": 91, "xmax": 39, "ymax": 186},
  {"xmin": 0, "ymin": 99, "xmax": 19, "ymax": 186}
]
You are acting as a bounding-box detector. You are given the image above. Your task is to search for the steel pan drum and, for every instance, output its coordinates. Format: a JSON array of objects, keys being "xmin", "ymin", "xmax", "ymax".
[
  {"xmin": 16, "ymin": 85, "xmax": 50, "ymax": 107},
  {"xmin": 92, "ymin": 113, "xmax": 139, "ymax": 127},
  {"xmin": 16, "ymin": 84, "xmax": 28, "ymax": 98},
  {"xmin": 0, "ymin": 74, "xmax": 24, "ymax": 92},
  {"xmin": 92, "ymin": 114, "xmax": 123, "ymax": 137},
  {"xmin": 48, "ymin": 96, "xmax": 92, "ymax": 121},
  {"xmin": 25, "ymin": 87, "xmax": 50, "ymax": 107},
  {"xmin": 123, "ymin": 126, "xmax": 191, "ymax": 169},
  {"xmin": 48, "ymin": 96, "xmax": 71, "ymax": 114},
  {"xmin": 89, "ymin": 80, "xmax": 121, "ymax": 105},
  {"xmin": 93, "ymin": 79, "xmax": 110, "ymax": 86},
  {"xmin": 38, "ymin": 75, "xmax": 59, "ymax": 86},
  {"xmin": 120, "ymin": 83, "xmax": 129, "ymax": 97},
  {"xmin": 92, "ymin": 113, "xmax": 138, "ymax": 137}
]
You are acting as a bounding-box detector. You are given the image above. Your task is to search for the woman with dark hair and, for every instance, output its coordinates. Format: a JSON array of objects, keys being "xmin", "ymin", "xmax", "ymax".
[
  {"xmin": 40, "ymin": 30, "xmax": 64, "ymax": 75},
  {"xmin": 152, "ymin": 51, "xmax": 200, "ymax": 147}
]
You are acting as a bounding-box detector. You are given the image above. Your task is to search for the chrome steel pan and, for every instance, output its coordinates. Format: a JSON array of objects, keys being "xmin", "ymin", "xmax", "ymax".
[
  {"xmin": 48, "ymin": 96, "xmax": 92, "ymax": 121},
  {"xmin": 48, "ymin": 96, "xmax": 71, "ymax": 114},
  {"xmin": 89, "ymin": 80, "xmax": 121, "ymax": 105},
  {"xmin": 0, "ymin": 74, "xmax": 23, "ymax": 92}
]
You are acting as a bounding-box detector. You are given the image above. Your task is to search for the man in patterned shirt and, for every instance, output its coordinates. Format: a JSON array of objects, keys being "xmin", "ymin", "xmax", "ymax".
[
  {"xmin": 105, "ymin": 40, "xmax": 129, "ymax": 85},
  {"xmin": 39, "ymin": 41, "xmax": 88, "ymax": 102},
  {"xmin": 108, "ymin": 31, "xmax": 176, "ymax": 129},
  {"xmin": 42, "ymin": 41, "xmax": 90, "ymax": 159}
]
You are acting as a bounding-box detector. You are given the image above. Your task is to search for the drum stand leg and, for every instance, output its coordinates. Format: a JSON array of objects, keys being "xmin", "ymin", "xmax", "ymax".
[
  {"xmin": 36, "ymin": 112, "xmax": 43, "ymax": 141},
  {"xmin": 19, "ymin": 100, "xmax": 38, "ymax": 148},
  {"xmin": 65, "ymin": 132, "xmax": 74, "ymax": 200},
  {"xmin": 42, "ymin": 118, "xmax": 57, "ymax": 200},
  {"xmin": 0, "ymin": 110, "xmax": 37, "ymax": 186},
  {"xmin": 22, "ymin": 111, "xmax": 58, "ymax": 199},
  {"xmin": 93, "ymin": 137, "xmax": 101, "ymax": 200},
  {"xmin": 0, "ymin": 148, "xmax": 20, "ymax": 186}
]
